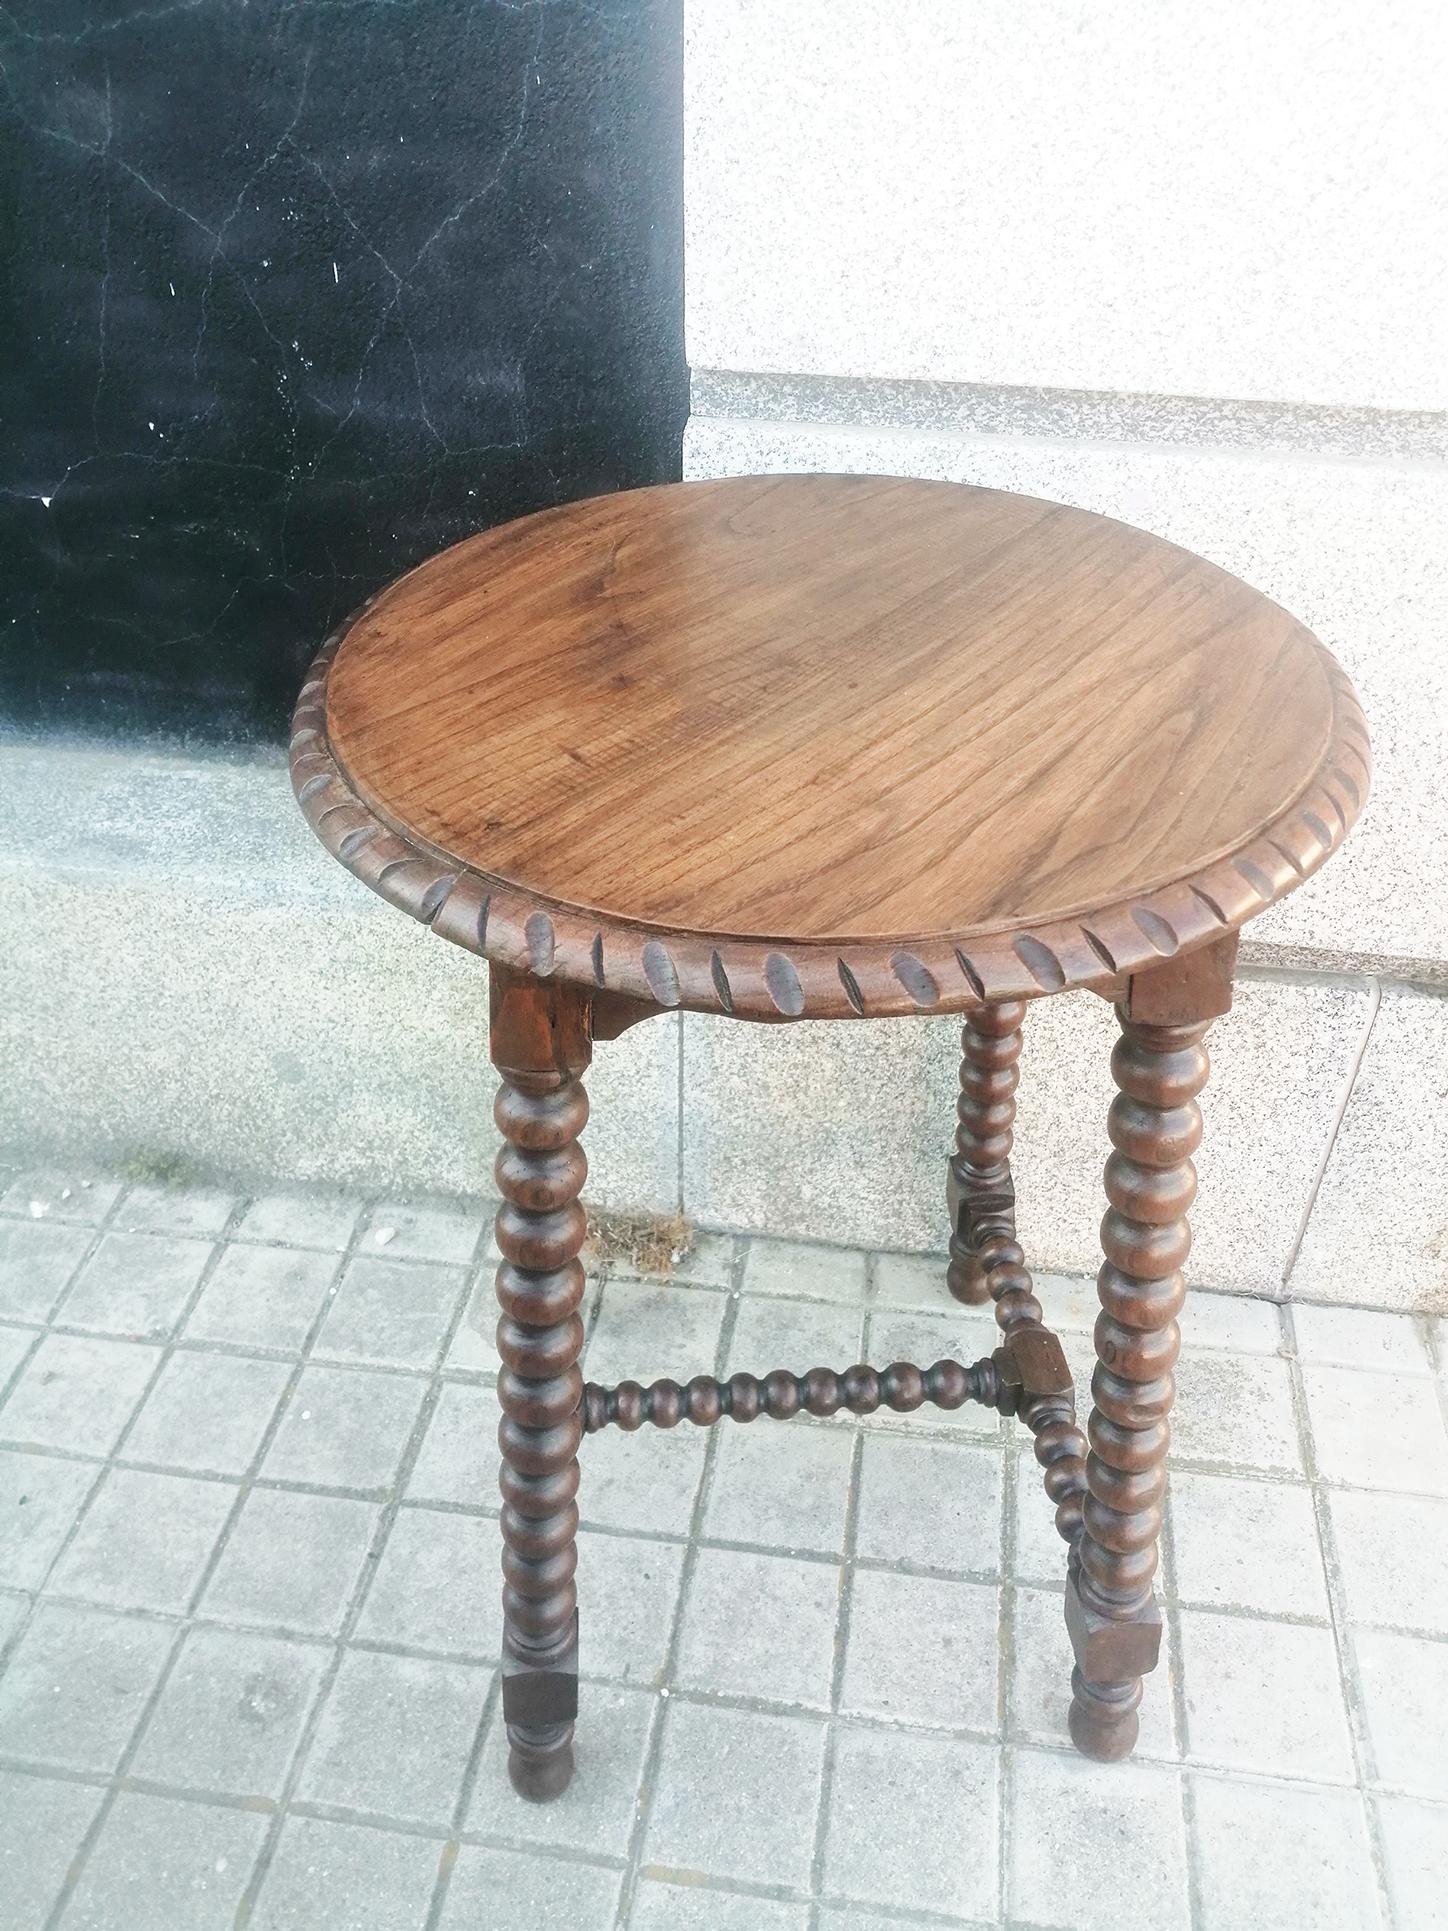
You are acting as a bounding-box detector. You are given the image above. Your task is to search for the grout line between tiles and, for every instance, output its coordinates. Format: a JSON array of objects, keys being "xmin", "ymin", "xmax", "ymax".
[
  {"xmin": 1160, "ymin": 1477, "xmax": 1204, "ymax": 1930},
  {"xmin": 996, "ymin": 1432, "xmax": 1021, "ymax": 1926},
  {"xmin": 5, "ymin": 1179, "xmax": 238, "ymax": 1679},
  {"xmin": 609, "ymin": 1231, "xmax": 751, "ymax": 1929},
  {"xmin": 6, "ymin": 1178, "xmax": 1448, "ymax": 1928},
  {"xmin": 1279, "ymin": 1301, "xmax": 1400, "ymax": 1931},
  {"xmin": 805, "ymin": 1413, "xmax": 867, "ymax": 1918},
  {"xmin": 233, "ymin": 1223, "xmax": 484, "ymax": 1924},
  {"xmin": 36, "ymin": 1189, "xmax": 371, "ymax": 1930},
  {"xmin": 37, "ymin": 1189, "xmax": 317, "ymax": 1924}
]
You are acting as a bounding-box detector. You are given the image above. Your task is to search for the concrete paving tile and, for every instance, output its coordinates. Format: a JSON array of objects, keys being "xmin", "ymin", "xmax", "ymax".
[
  {"xmin": 234, "ymin": 1191, "xmax": 364, "ymax": 1250},
  {"xmin": 353, "ymin": 1506, "xmax": 500, "ymax": 1659},
  {"xmin": 854, "ymin": 1433, "xmax": 1003, "ymax": 1576},
  {"xmin": 869, "ymin": 1249, "xmax": 951, "ymax": 1312},
  {"xmin": 0, "ymin": 1323, "xmax": 34, "ymax": 1392},
  {"xmin": 0, "ymin": 1333, "xmax": 159, "ymax": 1456},
  {"xmin": 1302, "ymin": 1364, "xmax": 1448, "ymax": 1493},
  {"xmin": 438, "ymin": 1847, "xmax": 622, "ymax": 1931},
  {"xmin": 0, "ymin": 1447, "xmax": 97, "ymax": 1590},
  {"xmin": 262, "ymin": 1365, "xmax": 426, "ymax": 1493},
  {"xmin": 298, "ymin": 1648, "xmax": 490, "ymax": 1827},
  {"xmin": 1329, "ymin": 1490, "xmax": 1448, "ymax": 1633},
  {"xmin": 646, "ymin": 1697, "xmax": 825, "ymax": 1889},
  {"xmin": 742, "ymin": 1237, "xmax": 868, "ymax": 1304},
  {"xmin": 253, "ymin": 1814, "xmax": 444, "ymax": 1931},
  {"xmin": 49, "ymin": 1467, "xmax": 237, "ymax": 1614},
  {"xmin": 0, "ymin": 1602, "xmax": 173, "ymax": 1772},
  {"xmin": 1008, "ymin": 1749, "xmax": 1188, "ymax": 1931},
  {"xmin": 862, "ymin": 1309, "xmax": 1002, "ymax": 1437},
  {"xmin": 575, "ymin": 1527, "xmax": 686, "ymax": 1688},
  {"xmin": 0, "ymin": 1770, "xmax": 106, "ymax": 1931},
  {"xmin": 468, "ymin": 1682, "xmax": 656, "ymax": 1859},
  {"xmin": 1293, "ymin": 1303, "xmax": 1434, "ymax": 1376},
  {"xmin": 56, "ymin": 1231, "xmax": 212, "ymax": 1341},
  {"xmin": 1012, "ymin": 1451, "xmax": 1074, "ymax": 1586},
  {"xmin": 703, "ymin": 1418, "xmax": 854, "ymax": 1554},
  {"xmin": 184, "ymin": 1242, "xmax": 338, "ymax": 1352},
  {"xmin": 584, "ymin": 1277, "xmax": 729, "ymax": 1388},
  {"xmin": 443, "ymin": 1277, "xmax": 502, "ymax": 1376},
  {"xmin": 1180, "ymin": 1609, "xmax": 1355, "ymax": 1782},
  {"xmin": 1191, "ymin": 1775, "xmax": 1381, "ymax": 1931},
  {"xmin": 0, "ymin": 1590, "xmax": 26, "ymax": 1651},
  {"xmin": 1181, "ymin": 1290, "xmax": 1285, "ymax": 1356},
  {"xmin": 1025, "ymin": 1271, "xmax": 1102, "ymax": 1333},
  {"xmin": 579, "ymin": 1420, "xmax": 709, "ymax": 1538},
  {"xmin": 1010, "ymin": 1585, "xmax": 1176, "ymax": 1760},
  {"xmin": 407, "ymin": 1380, "xmax": 500, "ymax": 1509},
  {"xmin": 119, "ymin": 1184, "xmax": 239, "ymax": 1239},
  {"xmin": 361, "ymin": 1195, "xmax": 488, "ymax": 1266},
  {"xmin": 816, "ymin": 1911, "xmax": 950, "ymax": 1931},
  {"xmin": 822, "ymin": 1723, "xmax": 998, "ymax": 1920},
  {"xmin": 1170, "ymin": 1471, "xmax": 1330, "ymax": 1619},
  {"xmin": 631, "ymin": 1879, "xmax": 807, "ymax": 1929},
  {"xmin": 0, "ymin": 1221, "xmax": 94, "ymax": 1323},
  {"xmin": 61, "ymin": 1790, "xmax": 268, "ymax": 1931},
  {"xmin": 674, "ymin": 1545, "xmax": 840, "ymax": 1708},
  {"xmin": 1355, "ymin": 1628, "xmax": 1448, "ymax": 1797},
  {"xmin": 1169, "ymin": 1351, "xmax": 1303, "ymax": 1475},
  {"xmin": 201, "ymin": 1489, "xmax": 379, "ymax": 1636},
  {"xmin": 841, "ymin": 1569, "xmax": 998, "ymax": 1730},
  {"xmin": 725, "ymin": 1293, "xmax": 866, "ymax": 1385},
  {"xmin": 312, "ymin": 1256, "xmax": 468, "ymax": 1372},
  {"xmin": 668, "ymin": 1231, "xmax": 739, "ymax": 1287},
  {"xmin": 1376, "ymin": 1793, "xmax": 1448, "ymax": 1930},
  {"xmin": 0, "ymin": 1171, "xmax": 122, "ymax": 1226},
  {"xmin": 123, "ymin": 1350, "xmax": 291, "ymax": 1476},
  {"xmin": 131, "ymin": 1626, "xmax": 329, "ymax": 1799}
]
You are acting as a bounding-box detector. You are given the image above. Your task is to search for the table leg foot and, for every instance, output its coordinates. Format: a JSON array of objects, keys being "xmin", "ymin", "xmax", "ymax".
[
  {"xmin": 1068, "ymin": 1668, "xmax": 1142, "ymax": 1761},
  {"xmin": 508, "ymin": 1731, "xmax": 577, "ymax": 1802}
]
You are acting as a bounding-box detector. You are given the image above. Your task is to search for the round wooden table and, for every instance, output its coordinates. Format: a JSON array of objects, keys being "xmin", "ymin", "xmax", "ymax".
[{"xmin": 291, "ymin": 473, "xmax": 1368, "ymax": 1802}]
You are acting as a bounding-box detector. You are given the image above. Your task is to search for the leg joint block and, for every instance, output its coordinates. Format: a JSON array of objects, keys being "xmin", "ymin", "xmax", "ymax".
[{"xmin": 1065, "ymin": 1577, "xmax": 1162, "ymax": 1682}]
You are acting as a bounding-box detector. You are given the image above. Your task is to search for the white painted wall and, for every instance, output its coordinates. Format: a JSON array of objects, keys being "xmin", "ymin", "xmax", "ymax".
[
  {"xmin": 682, "ymin": 0, "xmax": 1448, "ymax": 1309},
  {"xmin": 686, "ymin": 0, "xmax": 1448, "ymax": 409}
]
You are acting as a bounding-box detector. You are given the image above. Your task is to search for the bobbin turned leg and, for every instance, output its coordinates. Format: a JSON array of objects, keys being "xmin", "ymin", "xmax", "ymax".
[
  {"xmin": 491, "ymin": 966, "xmax": 592, "ymax": 1801},
  {"xmin": 1067, "ymin": 948, "xmax": 1231, "ymax": 1761},
  {"xmin": 947, "ymin": 1001, "xmax": 1024, "ymax": 1306}
]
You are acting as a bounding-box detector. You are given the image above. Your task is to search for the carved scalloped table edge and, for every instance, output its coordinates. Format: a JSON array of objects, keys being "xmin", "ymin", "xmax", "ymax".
[{"xmin": 290, "ymin": 616, "xmax": 1370, "ymax": 1023}]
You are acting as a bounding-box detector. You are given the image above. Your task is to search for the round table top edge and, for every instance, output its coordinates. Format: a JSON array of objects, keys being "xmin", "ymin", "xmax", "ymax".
[{"xmin": 290, "ymin": 611, "xmax": 1370, "ymax": 1022}]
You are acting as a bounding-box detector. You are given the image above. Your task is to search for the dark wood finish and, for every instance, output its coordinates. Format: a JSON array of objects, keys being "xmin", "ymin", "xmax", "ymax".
[
  {"xmin": 583, "ymin": 1353, "xmax": 1020, "ymax": 1432},
  {"xmin": 947, "ymin": 1001, "xmax": 1024, "ymax": 1306},
  {"xmin": 288, "ymin": 477, "xmax": 1370, "ymax": 1797},
  {"xmin": 1067, "ymin": 950, "xmax": 1220, "ymax": 1761},
  {"xmin": 974, "ymin": 1218, "xmax": 1093, "ymax": 1571},
  {"xmin": 292, "ymin": 475, "xmax": 1368, "ymax": 1021},
  {"xmin": 491, "ymin": 965, "xmax": 591, "ymax": 1802}
]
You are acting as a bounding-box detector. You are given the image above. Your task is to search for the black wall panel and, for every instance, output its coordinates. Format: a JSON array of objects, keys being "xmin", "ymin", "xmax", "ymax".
[{"xmin": 1, "ymin": 0, "xmax": 686, "ymax": 741}]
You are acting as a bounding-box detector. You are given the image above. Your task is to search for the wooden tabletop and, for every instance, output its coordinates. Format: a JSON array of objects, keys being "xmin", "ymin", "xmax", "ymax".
[{"xmin": 292, "ymin": 475, "xmax": 1368, "ymax": 1020}]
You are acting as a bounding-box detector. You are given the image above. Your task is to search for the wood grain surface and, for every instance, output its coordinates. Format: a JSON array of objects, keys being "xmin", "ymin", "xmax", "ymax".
[{"xmin": 293, "ymin": 474, "xmax": 1368, "ymax": 1020}]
